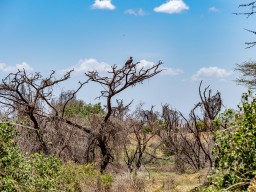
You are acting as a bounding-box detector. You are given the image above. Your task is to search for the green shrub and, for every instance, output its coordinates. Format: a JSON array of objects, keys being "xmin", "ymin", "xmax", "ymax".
[
  {"xmin": 210, "ymin": 91, "xmax": 256, "ymax": 191},
  {"xmin": 29, "ymin": 153, "xmax": 62, "ymax": 191},
  {"xmin": 0, "ymin": 122, "xmax": 31, "ymax": 191},
  {"xmin": 58, "ymin": 161, "xmax": 113, "ymax": 191},
  {"xmin": 0, "ymin": 122, "xmax": 114, "ymax": 191},
  {"xmin": 99, "ymin": 173, "xmax": 113, "ymax": 188},
  {"xmin": 0, "ymin": 122, "xmax": 62, "ymax": 191}
]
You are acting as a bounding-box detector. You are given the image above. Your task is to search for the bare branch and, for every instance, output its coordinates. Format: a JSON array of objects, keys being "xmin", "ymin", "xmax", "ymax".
[{"xmin": 85, "ymin": 59, "xmax": 163, "ymax": 123}]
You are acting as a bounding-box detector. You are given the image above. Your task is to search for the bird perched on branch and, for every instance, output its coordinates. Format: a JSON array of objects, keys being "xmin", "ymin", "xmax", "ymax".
[{"xmin": 125, "ymin": 56, "xmax": 133, "ymax": 66}]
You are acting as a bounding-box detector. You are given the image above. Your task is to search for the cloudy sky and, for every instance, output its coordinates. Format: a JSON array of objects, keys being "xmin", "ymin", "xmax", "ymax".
[{"xmin": 0, "ymin": 0, "xmax": 255, "ymax": 113}]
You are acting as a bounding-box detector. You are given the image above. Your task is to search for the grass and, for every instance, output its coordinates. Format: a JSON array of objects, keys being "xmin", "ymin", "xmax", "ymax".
[
  {"xmin": 145, "ymin": 161, "xmax": 207, "ymax": 192},
  {"xmin": 106, "ymin": 133, "xmax": 209, "ymax": 192},
  {"xmin": 108, "ymin": 158, "xmax": 208, "ymax": 192}
]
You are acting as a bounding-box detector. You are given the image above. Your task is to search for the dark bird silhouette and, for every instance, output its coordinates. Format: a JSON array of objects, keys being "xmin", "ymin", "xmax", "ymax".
[{"xmin": 125, "ymin": 57, "xmax": 133, "ymax": 66}]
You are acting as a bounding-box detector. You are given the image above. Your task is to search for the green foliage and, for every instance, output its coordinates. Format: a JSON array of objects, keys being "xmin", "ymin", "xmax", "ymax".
[
  {"xmin": 210, "ymin": 90, "xmax": 256, "ymax": 190},
  {"xmin": 58, "ymin": 161, "xmax": 113, "ymax": 191},
  {"xmin": 0, "ymin": 122, "xmax": 32, "ymax": 191},
  {"xmin": 64, "ymin": 100, "xmax": 104, "ymax": 119},
  {"xmin": 28, "ymin": 153, "xmax": 62, "ymax": 191},
  {"xmin": 0, "ymin": 122, "xmax": 114, "ymax": 191},
  {"xmin": 99, "ymin": 173, "xmax": 114, "ymax": 188},
  {"xmin": 196, "ymin": 121, "xmax": 207, "ymax": 132},
  {"xmin": 143, "ymin": 125, "xmax": 154, "ymax": 133},
  {"xmin": 0, "ymin": 122, "xmax": 63, "ymax": 191},
  {"xmin": 57, "ymin": 162, "xmax": 97, "ymax": 191},
  {"xmin": 215, "ymin": 108, "xmax": 236, "ymax": 129}
]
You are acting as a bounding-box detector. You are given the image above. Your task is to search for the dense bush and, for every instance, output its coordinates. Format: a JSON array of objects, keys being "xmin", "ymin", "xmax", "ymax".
[
  {"xmin": 0, "ymin": 122, "xmax": 62, "ymax": 191},
  {"xmin": 0, "ymin": 122, "xmax": 30, "ymax": 191},
  {"xmin": 209, "ymin": 91, "xmax": 256, "ymax": 191}
]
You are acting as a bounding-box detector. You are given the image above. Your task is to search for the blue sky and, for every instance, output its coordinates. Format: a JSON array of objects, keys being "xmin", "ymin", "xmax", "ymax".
[{"xmin": 0, "ymin": 0, "xmax": 255, "ymax": 113}]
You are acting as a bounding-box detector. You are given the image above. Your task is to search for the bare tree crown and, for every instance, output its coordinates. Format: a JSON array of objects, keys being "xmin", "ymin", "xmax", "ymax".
[{"xmin": 85, "ymin": 59, "xmax": 163, "ymax": 122}]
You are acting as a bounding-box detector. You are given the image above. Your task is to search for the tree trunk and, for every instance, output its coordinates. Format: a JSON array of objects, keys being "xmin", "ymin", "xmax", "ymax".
[{"xmin": 97, "ymin": 136, "xmax": 112, "ymax": 173}]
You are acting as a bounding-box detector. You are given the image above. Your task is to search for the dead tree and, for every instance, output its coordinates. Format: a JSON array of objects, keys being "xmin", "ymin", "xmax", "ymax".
[
  {"xmin": 122, "ymin": 105, "xmax": 161, "ymax": 173},
  {"xmin": 140, "ymin": 105, "xmax": 159, "ymax": 122},
  {"xmin": 159, "ymin": 82, "xmax": 222, "ymax": 172},
  {"xmin": 0, "ymin": 69, "xmax": 89, "ymax": 154},
  {"xmin": 112, "ymin": 99, "xmax": 133, "ymax": 121},
  {"xmin": 198, "ymin": 81, "xmax": 222, "ymax": 124},
  {"xmin": 85, "ymin": 59, "xmax": 163, "ymax": 172},
  {"xmin": 180, "ymin": 81, "xmax": 222, "ymax": 170},
  {"xmin": 123, "ymin": 121, "xmax": 154, "ymax": 173},
  {"xmin": 158, "ymin": 105, "xmax": 190, "ymax": 172}
]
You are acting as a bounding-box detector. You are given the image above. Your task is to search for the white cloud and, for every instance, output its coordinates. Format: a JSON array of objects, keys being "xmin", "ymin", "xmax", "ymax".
[
  {"xmin": 209, "ymin": 6, "xmax": 219, "ymax": 12},
  {"xmin": 0, "ymin": 62, "xmax": 33, "ymax": 73},
  {"xmin": 16, "ymin": 62, "xmax": 33, "ymax": 71},
  {"xmin": 65, "ymin": 58, "xmax": 111, "ymax": 73},
  {"xmin": 138, "ymin": 59, "xmax": 183, "ymax": 76},
  {"xmin": 124, "ymin": 8, "xmax": 147, "ymax": 16},
  {"xmin": 91, "ymin": 0, "xmax": 116, "ymax": 10},
  {"xmin": 0, "ymin": 63, "xmax": 5, "ymax": 71},
  {"xmin": 192, "ymin": 67, "xmax": 232, "ymax": 81},
  {"xmin": 154, "ymin": 0, "xmax": 189, "ymax": 14},
  {"xmin": 137, "ymin": 59, "xmax": 155, "ymax": 69},
  {"xmin": 162, "ymin": 67, "xmax": 183, "ymax": 76}
]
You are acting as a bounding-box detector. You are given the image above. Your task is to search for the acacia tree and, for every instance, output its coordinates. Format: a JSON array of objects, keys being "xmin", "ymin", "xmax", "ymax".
[
  {"xmin": 234, "ymin": 1, "xmax": 256, "ymax": 48},
  {"xmin": 85, "ymin": 60, "xmax": 163, "ymax": 172},
  {"xmin": 235, "ymin": 2, "xmax": 256, "ymax": 87},
  {"xmin": 235, "ymin": 62, "xmax": 256, "ymax": 89}
]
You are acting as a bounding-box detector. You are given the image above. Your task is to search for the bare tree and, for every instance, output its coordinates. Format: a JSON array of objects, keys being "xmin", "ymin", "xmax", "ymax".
[
  {"xmin": 112, "ymin": 99, "xmax": 133, "ymax": 121},
  {"xmin": 158, "ymin": 104, "xmax": 184, "ymax": 171},
  {"xmin": 122, "ymin": 105, "xmax": 161, "ymax": 173},
  {"xmin": 159, "ymin": 82, "xmax": 222, "ymax": 172},
  {"xmin": 85, "ymin": 59, "xmax": 163, "ymax": 172},
  {"xmin": 0, "ymin": 69, "xmax": 89, "ymax": 154},
  {"xmin": 123, "ymin": 120, "xmax": 155, "ymax": 173},
  {"xmin": 198, "ymin": 81, "xmax": 222, "ymax": 123}
]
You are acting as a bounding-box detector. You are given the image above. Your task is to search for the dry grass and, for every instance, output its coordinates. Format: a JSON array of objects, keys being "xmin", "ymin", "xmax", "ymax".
[
  {"xmin": 57, "ymin": 135, "xmax": 209, "ymax": 192},
  {"xmin": 148, "ymin": 164, "xmax": 207, "ymax": 192},
  {"xmin": 108, "ymin": 133, "xmax": 208, "ymax": 192},
  {"xmin": 109, "ymin": 161, "xmax": 207, "ymax": 192}
]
